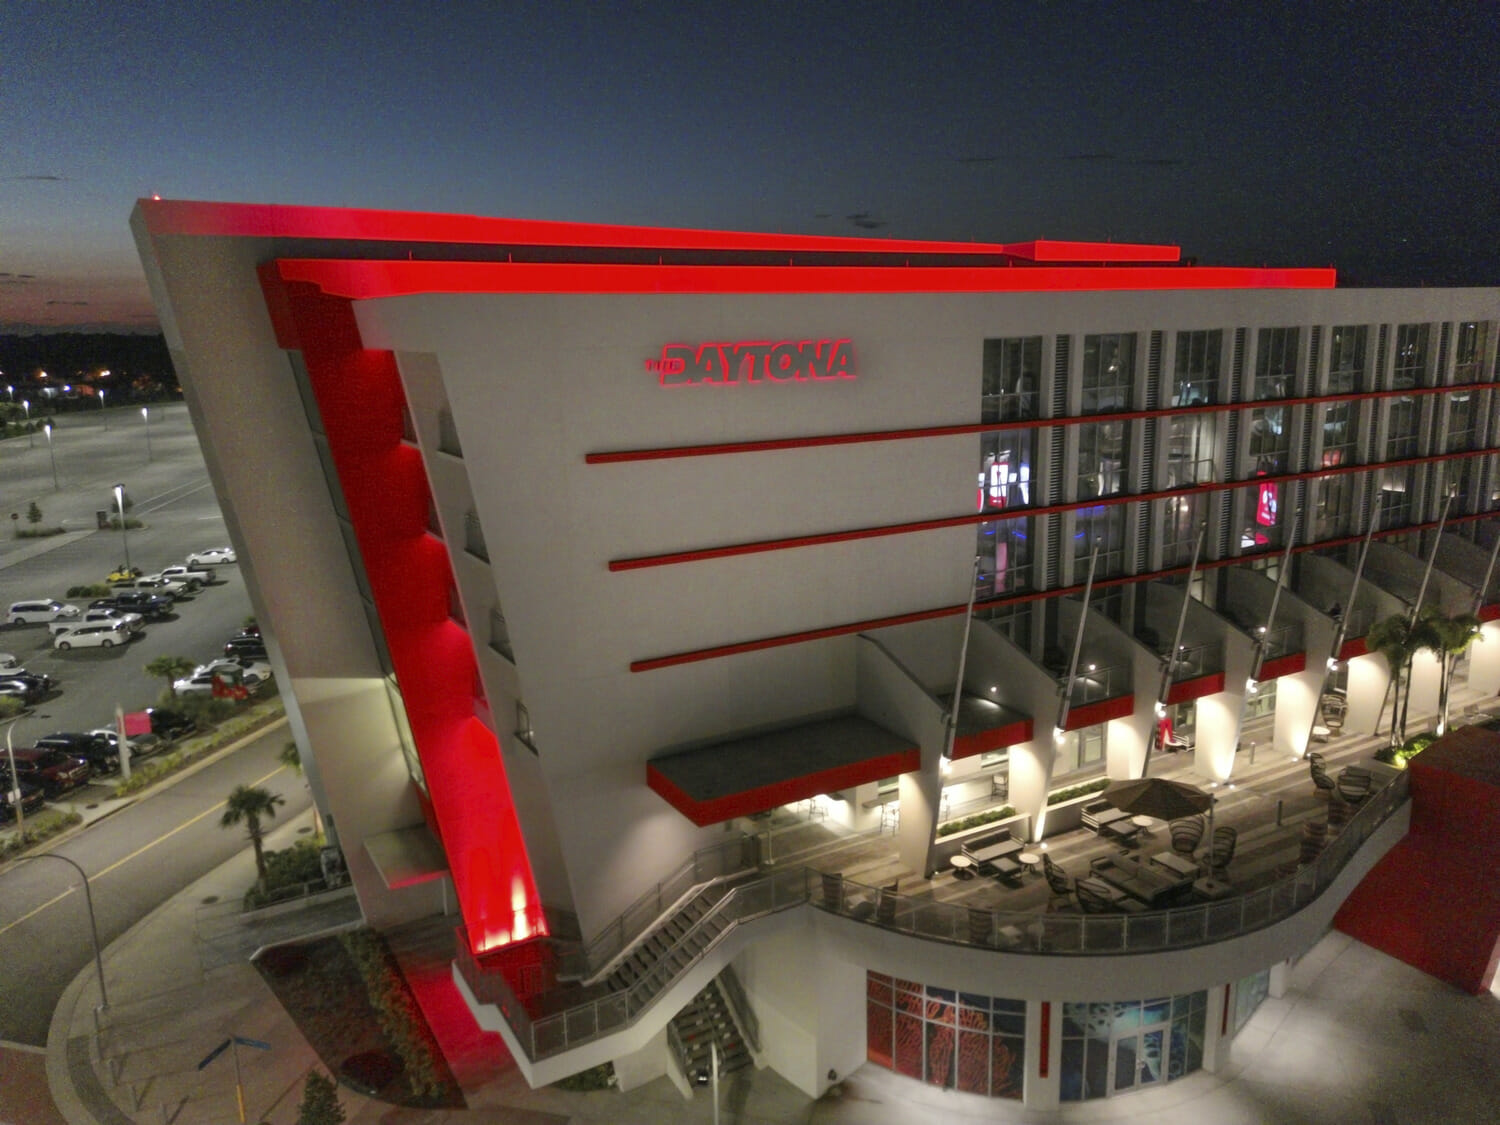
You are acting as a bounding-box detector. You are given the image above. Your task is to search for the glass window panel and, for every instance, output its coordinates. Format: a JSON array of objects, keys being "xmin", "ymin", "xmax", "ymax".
[
  {"xmin": 977, "ymin": 431, "xmax": 1034, "ymax": 511},
  {"xmin": 1327, "ymin": 325, "xmax": 1366, "ymax": 393},
  {"xmin": 895, "ymin": 1013, "xmax": 924, "ymax": 1077},
  {"xmin": 1082, "ymin": 333, "xmax": 1136, "ymax": 414},
  {"xmin": 1249, "ymin": 406, "xmax": 1289, "ymax": 474},
  {"xmin": 1454, "ymin": 322, "xmax": 1488, "ymax": 383},
  {"xmin": 925, "ymin": 1022, "xmax": 956, "ymax": 1086},
  {"xmin": 1393, "ymin": 324, "xmax": 1430, "ymax": 389},
  {"xmin": 1114, "ymin": 1037, "xmax": 1138, "ymax": 1091},
  {"xmin": 1321, "ymin": 401, "xmax": 1357, "ymax": 467},
  {"xmin": 982, "ymin": 337, "xmax": 1041, "ymax": 421},
  {"xmin": 1113, "ymin": 1000, "xmax": 1142, "ymax": 1034},
  {"xmin": 1144, "ymin": 997, "xmax": 1172, "ymax": 1025},
  {"xmin": 1061, "ymin": 1039, "xmax": 1086, "ymax": 1101},
  {"xmin": 1063, "ymin": 1003, "xmax": 1090, "ymax": 1036},
  {"xmin": 1076, "ymin": 421, "xmax": 1128, "ymax": 499},
  {"xmin": 957, "ymin": 1029, "xmax": 990, "ymax": 1095},
  {"xmin": 1173, "ymin": 329, "xmax": 1221, "ymax": 405},
  {"xmin": 867, "ymin": 1000, "xmax": 894, "ymax": 1067},
  {"xmin": 868, "ymin": 976, "xmax": 893, "ymax": 1004},
  {"xmin": 1255, "ymin": 327, "xmax": 1300, "ymax": 398}
]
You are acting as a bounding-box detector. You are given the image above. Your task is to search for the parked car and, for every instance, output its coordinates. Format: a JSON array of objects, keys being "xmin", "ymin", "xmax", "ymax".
[
  {"xmin": 0, "ymin": 653, "xmax": 17, "ymax": 670},
  {"xmin": 91, "ymin": 593, "xmax": 173, "ymax": 619},
  {"xmin": 159, "ymin": 564, "xmax": 217, "ymax": 588},
  {"xmin": 193, "ymin": 658, "xmax": 272, "ymax": 685},
  {"xmin": 107, "ymin": 564, "xmax": 144, "ymax": 583},
  {"xmin": 0, "ymin": 672, "xmax": 54, "ymax": 703},
  {"xmin": 54, "ymin": 621, "xmax": 132, "ymax": 650},
  {"xmin": 111, "ymin": 575, "xmax": 188, "ymax": 599},
  {"xmin": 0, "ymin": 777, "xmax": 46, "ymax": 823},
  {"xmin": 5, "ymin": 747, "xmax": 91, "ymax": 798},
  {"xmin": 50, "ymin": 608, "xmax": 145, "ymax": 636},
  {"xmin": 34, "ymin": 732, "xmax": 119, "ymax": 776},
  {"xmin": 145, "ymin": 707, "xmax": 197, "ymax": 741},
  {"xmin": 8, "ymin": 599, "xmax": 81, "ymax": 626},
  {"xmin": 224, "ymin": 635, "xmax": 268, "ymax": 661},
  {"xmin": 185, "ymin": 547, "xmax": 236, "ymax": 565},
  {"xmin": 88, "ymin": 728, "xmax": 165, "ymax": 760}
]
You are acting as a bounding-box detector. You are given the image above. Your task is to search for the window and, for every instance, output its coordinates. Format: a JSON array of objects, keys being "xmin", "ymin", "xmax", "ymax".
[
  {"xmin": 866, "ymin": 973, "xmax": 1025, "ymax": 1098},
  {"xmin": 1454, "ymin": 322, "xmax": 1489, "ymax": 384},
  {"xmin": 1243, "ymin": 480, "xmax": 1285, "ymax": 549},
  {"xmin": 1159, "ymin": 494, "xmax": 1203, "ymax": 568},
  {"xmin": 1326, "ymin": 326, "xmax": 1366, "ymax": 393},
  {"xmin": 1165, "ymin": 414, "xmax": 1214, "ymax": 486},
  {"xmin": 1446, "ymin": 392, "xmax": 1476, "ymax": 452},
  {"xmin": 1386, "ymin": 396, "xmax": 1419, "ymax": 459},
  {"xmin": 976, "ymin": 517, "xmax": 1030, "ymax": 597},
  {"xmin": 976, "ymin": 431, "xmax": 1033, "ymax": 511},
  {"xmin": 1061, "ymin": 993, "xmax": 1206, "ymax": 1101},
  {"xmin": 1313, "ymin": 474, "xmax": 1355, "ymax": 541},
  {"xmin": 1081, "ymin": 334, "xmax": 1135, "ymax": 414},
  {"xmin": 976, "ymin": 600, "xmax": 1033, "ymax": 647},
  {"xmin": 1076, "ymin": 422, "xmax": 1128, "ymax": 499},
  {"xmin": 1254, "ymin": 327, "xmax": 1299, "ymax": 398},
  {"xmin": 981, "ymin": 337, "xmax": 1041, "ymax": 421},
  {"xmin": 1244, "ymin": 677, "xmax": 1277, "ymax": 719},
  {"xmin": 1173, "ymin": 330, "xmax": 1221, "ymax": 406},
  {"xmin": 1055, "ymin": 724, "xmax": 1106, "ymax": 775},
  {"xmin": 1392, "ymin": 324, "xmax": 1430, "ymax": 389},
  {"xmin": 1320, "ymin": 401, "xmax": 1357, "ymax": 468},
  {"xmin": 1248, "ymin": 406, "xmax": 1289, "ymax": 474},
  {"xmin": 513, "ymin": 702, "xmax": 538, "ymax": 753},
  {"xmin": 1379, "ymin": 463, "xmax": 1415, "ymax": 528},
  {"xmin": 1075, "ymin": 505, "xmax": 1126, "ymax": 578}
]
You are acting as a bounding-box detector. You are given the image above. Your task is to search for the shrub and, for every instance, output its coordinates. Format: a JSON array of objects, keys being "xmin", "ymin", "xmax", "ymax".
[
  {"xmin": 296, "ymin": 1069, "xmax": 345, "ymax": 1125},
  {"xmin": 1393, "ymin": 731, "xmax": 1436, "ymax": 768},
  {"xmin": 0, "ymin": 696, "xmax": 24, "ymax": 720},
  {"xmin": 26, "ymin": 501, "xmax": 42, "ymax": 525},
  {"xmin": 243, "ymin": 839, "xmax": 326, "ymax": 910},
  {"xmin": 936, "ymin": 805, "xmax": 1017, "ymax": 837},
  {"xmin": 1046, "ymin": 778, "xmax": 1112, "ymax": 805},
  {"xmin": 16, "ymin": 526, "xmax": 65, "ymax": 539},
  {"xmin": 113, "ymin": 697, "xmax": 285, "ymax": 797},
  {"xmin": 337, "ymin": 929, "xmax": 449, "ymax": 1099},
  {"xmin": 67, "ymin": 583, "xmax": 113, "ymax": 598},
  {"xmin": 0, "ymin": 810, "xmax": 83, "ymax": 860},
  {"xmin": 106, "ymin": 517, "xmax": 143, "ymax": 530},
  {"xmin": 553, "ymin": 1063, "xmax": 616, "ymax": 1091}
]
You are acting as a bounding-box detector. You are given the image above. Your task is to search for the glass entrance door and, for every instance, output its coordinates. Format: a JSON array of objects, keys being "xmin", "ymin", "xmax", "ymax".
[{"xmin": 1110, "ymin": 1024, "xmax": 1168, "ymax": 1094}]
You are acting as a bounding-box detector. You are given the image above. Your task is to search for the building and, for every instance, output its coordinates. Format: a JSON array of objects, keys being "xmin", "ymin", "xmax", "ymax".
[{"xmin": 132, "ymin": 199, "xmax": 1500, "ymax": 1108}]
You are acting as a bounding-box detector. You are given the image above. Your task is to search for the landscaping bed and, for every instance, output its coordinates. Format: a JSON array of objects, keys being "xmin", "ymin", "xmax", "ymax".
[
  {"xmin": 113, "ymin": 694, "xmax": 286, "ymax": 797},
  {"xmin": 255, "ymin": 930, "xmax": 463, "ymax": 1109}
]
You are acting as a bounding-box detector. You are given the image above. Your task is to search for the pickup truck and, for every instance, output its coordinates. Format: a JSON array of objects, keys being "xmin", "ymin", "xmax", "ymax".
[
  {"xmin": 158, "ymin": 564, "xmax": 217, "ymax": 589},
  {"xmin": 90, "ymin": 592, "xmax": 174, "ymax": 619},
  {"xmin": 110, "ymin": 575, "xmax": 188, "ymax": 599},
  {"xmin": 50, "ymin": 607, "xmax": 146, "ymax": 636}
]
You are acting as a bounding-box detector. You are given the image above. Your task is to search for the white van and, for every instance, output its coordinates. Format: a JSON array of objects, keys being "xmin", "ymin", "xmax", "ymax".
[
  {"xmin": 53, "ymin": 621, "xmax": 131, "ymax": 649},
  {"xmin": 8, "ymin": 599, "xmax": 81, "ymax": 625}
]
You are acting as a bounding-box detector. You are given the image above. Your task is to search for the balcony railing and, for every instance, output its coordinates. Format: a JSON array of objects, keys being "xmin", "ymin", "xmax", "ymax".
[
  {"xmin": 456, "ymin": 772, "xmax": 1407, "ymax": 1064},
  {"xmin": 1168, "ymin": 642, "xmax": 1223, "ymax": 681},
  {"xmin": 1258, "ymin": 621, "xmax": 1304, "ymax": 660},
  {"xmin": 1165, "ymin": 457, "xmax": 1216, "ymax": 489},
  {"xmin": 1068, "ymin": 663, "xmax": 1129, "ymax": 706}
]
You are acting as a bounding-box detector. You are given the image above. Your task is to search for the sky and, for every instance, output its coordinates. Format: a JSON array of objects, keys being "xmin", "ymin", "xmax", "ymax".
[{"xmin": 4, "ymin": 1, "xmax": 1498, "ymax": 332}]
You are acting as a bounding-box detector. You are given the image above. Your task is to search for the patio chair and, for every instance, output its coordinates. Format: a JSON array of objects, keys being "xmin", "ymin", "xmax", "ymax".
[
  {"xmin": 820, "ymin": 871, "xmax": 845, "ymax": 911},
  {"xmin": 1043, "ymin": 854, "xmax": 1074, "ymax": 910},
  {"xmin": 1310, "ymin": 764, "xmax": 1336, "ymax": 798},
  {"xmin": 875, "ymin": 881, "xmax": 899, "ymax": 926},
  {"xmin": 1337, "ymin": 766, "xmax": 1371, "ymax": 804},
  {"xmin": 1326, "ymin": 790, "xmax": 1351, "ymax": 831},
  {"xmin": 1300, "ymin": 820, "xmax": 1328, "ymax": 865},
  {"xmin": 1206, "ymin": 826, "xmax": 1237, "ymax": 876},
  {"xmin": 1075, "ymin": 878, "xmax": 1119, "ymax": 913},
  {"xmin": 966, "ymin": 906, "xmax": 994, "ymax": 947},
  {"xmin": 1170, "ymin": 815, "xmax": 1205, "ymax": 857},
  {"xmin": 1306, "ymin": 751, "xmax": 1327, "ymax": 773}
]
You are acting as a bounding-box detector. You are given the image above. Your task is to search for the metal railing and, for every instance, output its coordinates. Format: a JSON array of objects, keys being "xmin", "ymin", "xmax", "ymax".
[
  {"xmin": 1259, "ymin": 621, "xmax": 1304, "ymax": 659},
  {"xmin": 1166, "ymin": 457, "xmax": 1216, "ymax": 488},
  {"xmin": 1069, "ymin": 663, "xmax": 1128, "ymax": 706},
  {"xmin": 456, "ymin": 773, "xmax": 1408, "ymax": 1064},
  {"xmin": 1168, "ymin": 642, "xmax": 1223, "ymax": 681},
  {"xmin": 717, "ymin": 965, "xmax": 760, "ymax": 1053}
]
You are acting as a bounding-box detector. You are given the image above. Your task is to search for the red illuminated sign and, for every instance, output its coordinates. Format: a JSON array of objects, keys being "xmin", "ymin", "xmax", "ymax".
[{"xmin": 648, "ymin": 339, "xmax": 856, "ymax": 386}]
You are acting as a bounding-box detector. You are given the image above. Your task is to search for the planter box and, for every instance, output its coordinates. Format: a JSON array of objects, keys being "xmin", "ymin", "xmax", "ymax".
[{"xmin": 1039, "ymin": 789, "xmax": 1111, "ymax": 839}]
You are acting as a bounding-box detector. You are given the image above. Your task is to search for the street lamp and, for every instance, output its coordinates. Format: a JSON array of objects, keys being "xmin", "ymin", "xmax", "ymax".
[
  {"xmin": 42, "ymin": 422, "xmax": 59, "ymax": 491},
  {"xmin": 114, "ymin": 484, "xmax": 130, "ymax": 571},
  {"xmin": 15, "ymin": 854, "xmax": 109, "ymax": 1011},
  {"xmin": 5, "ymin": 713, "xmax": 34, "ymax": 834},
  {"xmin": 99, "ymin": 388, "xmax": 107, "ymax": 429},
  {"xmin": 141, "ymin": 407, "xmax": 152, "ymax": 462}
]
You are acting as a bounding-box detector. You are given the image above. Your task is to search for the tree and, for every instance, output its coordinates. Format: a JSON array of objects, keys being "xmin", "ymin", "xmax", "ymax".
[
  {"xmin": 1412, "ymin": 605, "xmax": 1483, "ymax": 735},
  {"xmin": 280, "ymin": 740, "xmax": 322, "ymax": 836},
  {"xmin": 1366, "ymin": 613, "xmax": 1417, "ymax": 747},
  {"xmin": 220, "ymin": 784, "xmax": 285, "ymax": 887},
  {"xmin": 296, "ymin": 1069, "xmax": 345, "ymax": 1125},
  {"xmin": 26, "ymin": 501, "xmax": 42, "ymax": 526},
  {"xmin": 144, "ymin": 655, "xmax": 196, "ymax": 698}
]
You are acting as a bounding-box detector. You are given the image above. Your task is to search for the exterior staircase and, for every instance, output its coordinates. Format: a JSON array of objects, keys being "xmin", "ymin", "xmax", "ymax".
[
  {"xmin": 599, "ymin": 880, "xmax": 743, "ymax": 999},
  {"xmin": 669, "ymin": 975, "xmax": 753, "ymax": 1088}
]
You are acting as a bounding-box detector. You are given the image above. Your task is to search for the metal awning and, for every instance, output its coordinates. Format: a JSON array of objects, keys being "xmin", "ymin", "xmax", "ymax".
[
  {"xmin": 949, "ymin": 694, "xmax": 1032, "ymax": 760},
  {"xmin": 363, "ymin": 823, "xmax": 449, "ymax": 890},
  {"xmin": 647, "ymin": 713, "xmax": 919, "ymax": 826}
]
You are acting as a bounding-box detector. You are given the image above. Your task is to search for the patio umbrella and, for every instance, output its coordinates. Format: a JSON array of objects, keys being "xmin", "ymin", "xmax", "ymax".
[{"xmin": 1101, "ymin": 777, "xmax": 1213, "ymax": 821}]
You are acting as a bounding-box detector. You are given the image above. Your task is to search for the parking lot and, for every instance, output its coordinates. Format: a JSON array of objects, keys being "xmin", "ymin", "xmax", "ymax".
[{"xmin": 1, "ymin": 403, "xmax": 257, "ymax": 822}]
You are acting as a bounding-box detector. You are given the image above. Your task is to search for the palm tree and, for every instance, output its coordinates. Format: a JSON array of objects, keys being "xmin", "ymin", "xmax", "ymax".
[
  {"xmin": 1413, "ymin": 606, "xmax": 1483, "ymax": 734},
  {"xmin": 1366, "ymin": 613, "xmax": 1417, "ymax": 748},
  {"xmin": 280, "ymin": 740, "xmax": 323, "ymax": 838},
  {"xmin": 144, "ymin": 655, "xmax": 196, "ymax": 698},
  {"xmin": 220, "ymin": 784, "xmax": 285, "ymax": 887}
]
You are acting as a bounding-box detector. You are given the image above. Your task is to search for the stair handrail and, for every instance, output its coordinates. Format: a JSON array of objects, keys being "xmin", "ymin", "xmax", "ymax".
[
  {"xmin": 716, "ymin": 964, "xmax": 760, "ymax": 1053},
  {"xmin": 579, "ymin": 833, "xmax": 758, "ymax": 977},
  {"xmin": 665, "ymin": 1018, "xmax": 692, "ymax": 1082}
]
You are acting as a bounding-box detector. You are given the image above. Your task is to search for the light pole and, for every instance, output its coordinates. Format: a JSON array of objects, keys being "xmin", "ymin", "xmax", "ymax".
[
  {"xmin": 5, "ymin": 715, "xmax": 29, "ymax": 834},
  {"xmin": 141, "ymin": 407, "xmax": 152, "ymax": 461},
  {"xmin": 15, "ymin": 854, "xmax": 109, "ymax": 1011},
  {"xmin": 22, "ymin": 399, "xmax": 31, "ymax": 448},
  {"xmin": 114, "ymin": 484, "xmax": 130, "ymax": 571},
  {"xmin": 98, "ymin": 388, "xmax": 107, "ymax": 429},
  {"xmin": 42, "ymin": 422, "xmax": 59, "ymax": 490}
]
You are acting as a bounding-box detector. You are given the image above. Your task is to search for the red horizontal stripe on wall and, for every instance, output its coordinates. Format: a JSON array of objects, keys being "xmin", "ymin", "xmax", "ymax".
[
  {"xmin": 1339, "ymin": 637, "xmax": 1370, "ymax": 661},
  {"xmin": 1258, "ymin": 652, "xmax": 1308, "ymax": 681},
  {"xmin": 588, "ymin": 383, "xmax": 1487, "ymax": 465},
  {"xmin": 950, "ymin": 718, "xmax": 1035, "ymax": 760},
  {"xmin": 609, "ymin": 447, "xmax": 1500, "ymax": 572},
  {"xmin": 1063, "ymin": 695, "xmax": 1135, "ymax": 731},
  {"xmin": 1166, "ymin": 672, "xmax": 1226, "ymax": 706}
]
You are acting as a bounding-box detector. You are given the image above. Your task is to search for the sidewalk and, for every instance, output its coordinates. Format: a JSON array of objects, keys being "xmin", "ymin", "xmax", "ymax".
[{"xmin": 44, "ymin": 800, "xmax": 1500, "ymax": 1124}]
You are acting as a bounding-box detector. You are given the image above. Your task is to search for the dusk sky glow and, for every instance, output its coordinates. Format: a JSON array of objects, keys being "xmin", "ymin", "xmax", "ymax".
[{"xmin": 4, "ymin": 1, "xmax": 1498, "ymax": 331}]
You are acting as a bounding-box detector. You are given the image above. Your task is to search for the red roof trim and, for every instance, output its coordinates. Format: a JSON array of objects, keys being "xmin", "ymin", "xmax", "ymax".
[
  {"xmin": 1064, "ymin": 695, "xmax": 1135, "ymax": 731},
  {"xmin": 268, "ymin": 257, "xmax": 1336, "ymax": 299},
  {"xmin": 1004, "ymin": 240, "xmax": 1180, "ymax": 263}
]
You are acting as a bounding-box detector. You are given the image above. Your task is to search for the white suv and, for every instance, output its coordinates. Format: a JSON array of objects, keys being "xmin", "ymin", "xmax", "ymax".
[
  {"xmin": 8, "ymin": 599, "xmax": 81, "ymax": 626},
  {"xmin": 50, "ymin": 608, "xmax": 145, "ymax": 636},
  {"xmin": 54, "ymin": 621, "xmax": 131, "ymax": 649}
]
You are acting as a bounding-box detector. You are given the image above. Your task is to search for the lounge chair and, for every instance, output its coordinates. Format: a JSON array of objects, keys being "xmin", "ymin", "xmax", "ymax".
[
  {"xmin": 1311, "ymin": 764, "xmax": 1336, "ymax": 798},
  {"xmin": 1337, "ymin": 766, "xmax": 1371, "ymax": 803},
  {"xmin": 1170, "ymin": 815, "xmax": 1205, "ymax": 857},
  {"xmin": 1205, "ymin": 826, "xmax": 1237, "ymax": 876},
  {"xmin": 1043, "ymin": 854, "xmax": 1074, "ymax": 911}
]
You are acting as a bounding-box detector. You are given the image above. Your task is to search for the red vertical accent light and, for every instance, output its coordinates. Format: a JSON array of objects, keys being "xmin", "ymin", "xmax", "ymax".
[
  {"xmin": 259, "ymin": 269, "xmax": 545, "ymax": 955},
  {"xmin": 1038, "ymin": 1001, "xmax": 1050, "ymax": 1078}
]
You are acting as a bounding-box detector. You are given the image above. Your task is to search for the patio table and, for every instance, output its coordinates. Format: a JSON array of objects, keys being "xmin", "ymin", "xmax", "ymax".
[
  {"xmin": 1150, "ymin": 851, "xmax": 1200, "ymax": 878},
  {"xmin": 964, "ymin": 837, "xmax": 1023, "ymax": 865}
]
